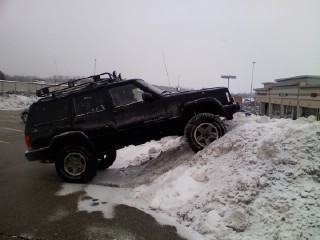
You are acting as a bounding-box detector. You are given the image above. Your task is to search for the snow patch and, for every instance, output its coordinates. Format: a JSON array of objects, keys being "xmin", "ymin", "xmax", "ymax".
[
  {"xmin": 0, "ymin": 93, "xmax": 38, "ymax": 110},
  {"xmin": 58, "ymin": 113, "xmax": 320, "ymax": 240}
]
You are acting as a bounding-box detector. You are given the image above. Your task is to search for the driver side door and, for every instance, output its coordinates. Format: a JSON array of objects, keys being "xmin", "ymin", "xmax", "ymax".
[{"xmin": 108, "ymin": 82, "xmax": 167, "ymax": 146}]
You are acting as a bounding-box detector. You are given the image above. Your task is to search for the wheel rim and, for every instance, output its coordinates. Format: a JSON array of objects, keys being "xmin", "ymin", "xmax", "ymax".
[
  {"xmin": 63, "ymin": 153, "xmax": 87, "ymax": 177},
  {"xmin": 194, "ymin": 123, "xmax": 219, "ymax": 147}
]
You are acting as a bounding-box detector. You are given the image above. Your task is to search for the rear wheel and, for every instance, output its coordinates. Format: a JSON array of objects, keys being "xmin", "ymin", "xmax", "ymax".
[
  {"xmin": 184, "ymin": 113, "xmax": 227, "ymax": 152},
  {"xmin": 55, "ymin": 144, "xmax": 97, "ymax": 183},
  {"xmin": 97, "ymin": 150, "xmax": 117, "ymax": 170}
]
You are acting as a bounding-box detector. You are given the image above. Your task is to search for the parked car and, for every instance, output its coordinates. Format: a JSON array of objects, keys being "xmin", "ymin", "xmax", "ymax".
[
  {"xmin": 21, "ymin": 108, "xmax": 29, "ymax": 123},
  {"xmin": 24, "ymin": 71, "xmax": 239, "ymax": 183},
  {"xmin": 238, "ymin": 108, "xmax": 252, "ymax": 116}
]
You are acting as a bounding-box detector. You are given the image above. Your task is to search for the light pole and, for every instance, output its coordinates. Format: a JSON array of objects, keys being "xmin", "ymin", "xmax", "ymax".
[
  {"xmin": 94, "ymin": 59, "xmax": 97, "ymax": 75},
  {"xmin": 221, "ymin": 75, "xmax": 236, "ymax": 90},
  {"xmin": 250, "ymin": 61, "xmax": 256, "ymax": 105}
]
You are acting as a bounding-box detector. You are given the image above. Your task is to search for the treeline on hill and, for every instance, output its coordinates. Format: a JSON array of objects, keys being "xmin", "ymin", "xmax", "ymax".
[
  {"xmin": 1, "ymin": 72, "xmax": 85, "ymax": 84},
  {"xmin": 0, "ymin": 70, "xmax": 190, "ymax": 92},
  {"xmin": 0, "ymin": 71, "xmax": 5, "ymax": 80},
  {"xmin": 1, "ymin": 71, "xmax": 251, "ymax": 95}
]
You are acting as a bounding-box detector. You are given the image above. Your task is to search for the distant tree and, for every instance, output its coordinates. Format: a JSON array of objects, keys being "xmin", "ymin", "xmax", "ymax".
[
  {"xmin": 5, "ymin": 74, "xmax": 12, "ymax": 80},
  {"xmin": 0, "ymin": 70, "xmax": 6, "ymax": 80}
]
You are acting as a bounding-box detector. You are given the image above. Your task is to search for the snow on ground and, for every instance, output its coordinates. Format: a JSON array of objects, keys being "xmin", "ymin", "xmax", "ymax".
[
  {"xmin": 2, "ymin": 94, "xmax": 319, "ymax": 239},
  {"xmin": 0, "ymin": 93, "xmax": 38, "ymax": 110},
  {"xmin": 56, "ymin": 113, "xmax": 320, "ymax": 240}
]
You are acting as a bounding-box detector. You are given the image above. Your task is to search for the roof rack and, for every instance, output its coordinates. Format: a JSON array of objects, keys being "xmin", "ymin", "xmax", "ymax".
[{"xmin": 36, "ymin": 71, "xmax": 123, "ymax": 97}]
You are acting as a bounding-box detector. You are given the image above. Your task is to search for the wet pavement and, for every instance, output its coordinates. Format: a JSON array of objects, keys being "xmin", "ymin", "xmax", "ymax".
[{"xmin": 0, "ymin": 110, "xmax": 185, "ymax": 240}]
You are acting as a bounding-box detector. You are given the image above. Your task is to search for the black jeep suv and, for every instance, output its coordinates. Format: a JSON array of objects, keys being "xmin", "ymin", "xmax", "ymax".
[{"xmin": 24, "ymin": 72, "xmax": 239, "ymax": 183}]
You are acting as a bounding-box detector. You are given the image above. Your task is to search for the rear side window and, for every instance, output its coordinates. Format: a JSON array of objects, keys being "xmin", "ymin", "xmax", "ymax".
[
  {"xmin": 34, "ymin": 98, "xmax": 69, "ymax": 125},
  {"xmin": 73, "ymin": 90, "xmax": 106, "ymax": 116}
]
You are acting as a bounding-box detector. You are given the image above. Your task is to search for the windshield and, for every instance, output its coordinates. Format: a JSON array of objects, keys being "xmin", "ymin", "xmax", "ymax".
[{"xmin": 137, "ymin": 80, "xmax": 164, "ymax": 95}]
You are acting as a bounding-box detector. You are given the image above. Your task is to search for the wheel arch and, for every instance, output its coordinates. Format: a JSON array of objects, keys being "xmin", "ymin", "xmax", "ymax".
[
  {"xmin": 181, "ymin": 97, "xmax": 224, "ymax": 124},
  {"xmin": 49, "ymin": 131, "xmax": 96, "ymax": 159}
]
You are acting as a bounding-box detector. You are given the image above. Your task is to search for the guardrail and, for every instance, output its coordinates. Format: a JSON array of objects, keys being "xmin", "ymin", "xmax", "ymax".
[{"xmin": 0, "ymin": 80, "xmax": 61, "ymax": 94}]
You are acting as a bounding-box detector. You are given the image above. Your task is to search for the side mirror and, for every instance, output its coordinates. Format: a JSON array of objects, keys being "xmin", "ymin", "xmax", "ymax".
[{"xmin": 142, "ymin": 92, "xmax": 154, "ymax": 102}]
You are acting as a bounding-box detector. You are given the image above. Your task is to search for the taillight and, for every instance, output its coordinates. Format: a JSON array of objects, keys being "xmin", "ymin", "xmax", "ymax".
[{"xmin": 25, "ymin": 134, "xmax": 32, "ymax": 150}]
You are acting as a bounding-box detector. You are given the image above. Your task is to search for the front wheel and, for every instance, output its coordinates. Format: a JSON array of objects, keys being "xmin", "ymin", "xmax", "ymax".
[
  {"xmin": 184, "ymin": 113, "xmax": 227, "ymax": 153},
  {"xmin": 55, "ymin": 144, "xmax": 97, "ymax": 183}
]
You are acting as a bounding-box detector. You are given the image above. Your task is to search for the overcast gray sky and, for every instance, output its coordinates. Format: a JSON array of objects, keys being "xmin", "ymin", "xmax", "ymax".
[{"xmin": 1, "ymin": 0, "xmax": 319, "ymax": 93}]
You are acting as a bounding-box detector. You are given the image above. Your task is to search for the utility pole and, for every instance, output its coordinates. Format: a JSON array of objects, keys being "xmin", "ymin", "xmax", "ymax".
[
  {"xmin": 53, "ymin": 57, "xmax": 59, "ymax": 84},
  {"xmin": 250, "ymin": 61, "xmax": 256, "ymax": 105}
]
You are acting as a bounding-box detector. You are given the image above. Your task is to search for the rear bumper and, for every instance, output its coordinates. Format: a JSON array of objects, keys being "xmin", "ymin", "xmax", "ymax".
[
  {"xmin": 25, "ymin": 146, "xmax": 50, "ymax": 161},
  {"xmin": 223, "ymin": 102, "xmax": 240, "ymax": 120}
]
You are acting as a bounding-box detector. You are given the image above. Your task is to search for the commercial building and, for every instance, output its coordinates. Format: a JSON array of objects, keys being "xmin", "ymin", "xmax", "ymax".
[{"xmin": 254, "ymin": 76, "xmax": 320, "ymax": 120}]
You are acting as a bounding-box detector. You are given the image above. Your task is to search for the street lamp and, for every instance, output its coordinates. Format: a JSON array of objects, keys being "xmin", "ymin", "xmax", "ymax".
[
  {"xmin": 250, "ymin": 61, "xmax": 256, "ymax": 105},
  {"xmin": 221, "ymin": 75, "xmax": 236, "ymax": 89}
]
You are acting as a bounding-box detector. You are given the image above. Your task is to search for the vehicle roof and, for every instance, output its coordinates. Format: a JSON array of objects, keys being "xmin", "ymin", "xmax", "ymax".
[{"xmin": 37, "ymin": 78, "xmax": 143, "ymax": 102}]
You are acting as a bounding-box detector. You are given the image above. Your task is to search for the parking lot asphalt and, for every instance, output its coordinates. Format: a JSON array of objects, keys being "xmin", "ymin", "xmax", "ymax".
[{"xmin": 0, "ymin": 110, "xmax": 185, "ymax": 240}]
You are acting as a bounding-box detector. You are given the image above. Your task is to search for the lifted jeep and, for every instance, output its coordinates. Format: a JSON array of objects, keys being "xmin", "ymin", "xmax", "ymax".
[{"xmin": 24, "ymin": 71, "xmax": 239, "ymax": 183}]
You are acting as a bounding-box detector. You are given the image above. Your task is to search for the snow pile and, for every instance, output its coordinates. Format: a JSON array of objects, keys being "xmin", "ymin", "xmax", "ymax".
[
  {"xmin": 57, "ymin": 113, "xmax": 320, "ymax": 240},
  {"xmin": 113, "ymin": 136, "xmax": 185, "ymax": 169},
  {"xmin": 0, "ymin": 93, "xmax": 38, "ymax": 110},
  {"xmin": 133, "ymin": 114, "xmax": 320, "ymax": 239}
]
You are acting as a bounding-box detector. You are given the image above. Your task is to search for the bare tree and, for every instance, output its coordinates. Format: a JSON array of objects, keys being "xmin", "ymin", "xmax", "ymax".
[{"xmin": 0, "ymin": 70, "xmax": 5, "ymax": 80}]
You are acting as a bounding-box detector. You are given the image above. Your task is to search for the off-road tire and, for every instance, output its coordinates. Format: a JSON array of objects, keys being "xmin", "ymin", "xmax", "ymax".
[
  {"xmin": 55, "ymin": 144, "xmax": 97, "ymax": 183},
  {"xmin": 97, "ymin": 150, "xmax": 117, "ymax": 170},
  {"xmin": 184, "ymin": 113, "xmax": 227, "ymax": 153}
]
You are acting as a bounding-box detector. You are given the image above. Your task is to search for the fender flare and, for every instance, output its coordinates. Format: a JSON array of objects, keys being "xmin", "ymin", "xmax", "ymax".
[
  {"xmin": 49, "ymin": 131, "xmax": 96, "ymax": 153},
  {"xmin": 181, "ymin": 97, "xmax": 224, "ymax": 116}
]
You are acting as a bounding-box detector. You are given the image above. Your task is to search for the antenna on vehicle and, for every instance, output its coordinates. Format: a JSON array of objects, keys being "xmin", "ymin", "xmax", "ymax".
[
  {"xmin": 162, "ymin": 52, "xmax": 171, "ymax": 88},
  {"xmin": 53, "ymin": 57, "xmax": 59, "ymax": 84}
]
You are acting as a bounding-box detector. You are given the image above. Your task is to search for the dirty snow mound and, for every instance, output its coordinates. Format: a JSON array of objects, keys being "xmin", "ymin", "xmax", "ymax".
[
  {"xmin": 133, "ymin": 113, "xmax": 320, "ymax": 239},
  {"xmin": 0, "ymin": 93, "xmax": 38, "ymax": 110},
  {"xmin": 113, "ymin": 136, "xmax": 186, "ymax": 169},
  {"xmin": 57, "ymin": 113, "xmax": 320, "ymax": 240}
]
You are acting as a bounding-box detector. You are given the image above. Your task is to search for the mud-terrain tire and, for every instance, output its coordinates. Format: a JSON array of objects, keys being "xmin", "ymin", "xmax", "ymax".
[
  {"xmin": 184, "ymin": 113, "xmax": 227, "ymax": 153},
  {"xmin": 55, "ymin": 144, "xmax": 97, "ymax": 183},
  {"xmin": 97, "ymin": 150, "xmax": 117, "ymax": 170}
]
